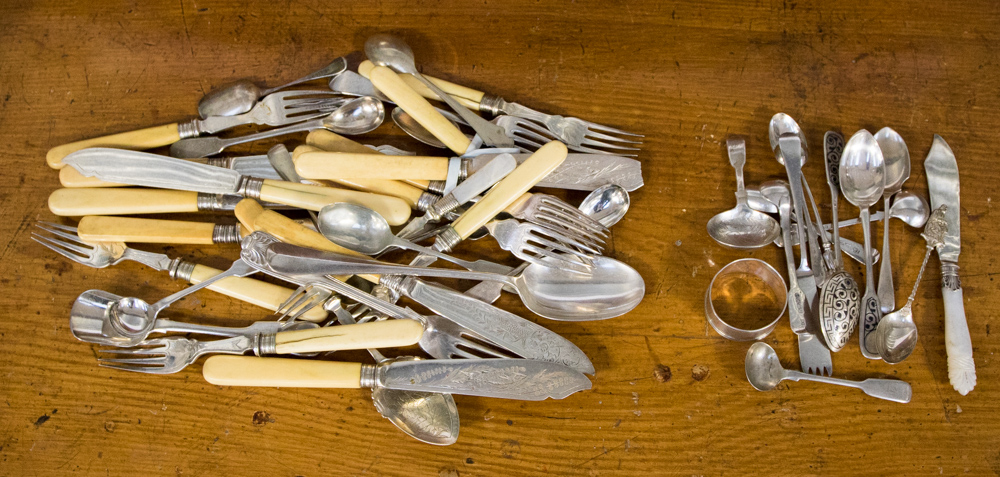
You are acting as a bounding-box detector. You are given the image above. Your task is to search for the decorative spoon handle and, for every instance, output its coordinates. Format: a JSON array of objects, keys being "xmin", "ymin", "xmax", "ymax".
[{"xmin": 785, "ymin": 370, "xmax": 912, "ymax": 403}]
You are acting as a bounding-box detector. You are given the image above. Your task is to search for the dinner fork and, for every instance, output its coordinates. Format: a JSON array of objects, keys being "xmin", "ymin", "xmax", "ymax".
[
  {"xmin": 98, "ymin": 336, "xmax": 253, "ymax": 374},
  {"xmin": 31, "ymin": 222, "xmax": 327, "ymax": 321},
  {"xmin": 485, "ymin": 218, "xmax": 600, "ymax": 274}
]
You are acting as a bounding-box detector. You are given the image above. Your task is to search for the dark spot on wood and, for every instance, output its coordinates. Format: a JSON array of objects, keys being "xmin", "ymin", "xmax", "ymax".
[
  {"xmin": 252, "ymin": 411, "xmax": 274, "ymax": 426},
  {"xmin": 613, "ymin": 419, "xmax": 621, "ymax": 428},
  {"xmin": 465, "ymin": 458, "xmax": 474, "ymax": 464},
  {"xmin": 653, "ymin": 364, "xmax": 672, "ymax": 382},
  {"xmin": 104, "ymin": 421, "xmax": 115, "ymax": 432},
  {"xmin": 500, "ymin": 439, "xmax": 521, "ymax": 459},
  {"xmin": 346, "ymin": 406, "xmax": 353, "ymax": 411},
  {"xmin": 33, "ymin": 414, "xmax": 50, "ymax": 427},
  {"xmin": 691, "ymin": 364, "xmax": 710, "ymax": 381},
  {"xmin": 506, "ymin": 419, "xmax": 513, "ymax": 426}
]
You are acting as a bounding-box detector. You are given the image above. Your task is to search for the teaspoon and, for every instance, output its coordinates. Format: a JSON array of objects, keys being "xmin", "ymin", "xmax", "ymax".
[
  {"xmin": 875, "ymin": 127, "xmax": 911, "ymax": 313},
  {"xmin": 198, "ymin": 58, "xmax": 348, "ymax": 118},
  {"xmin": 707, "ymin": 137, "xmax": 780, "ymax": 249}
]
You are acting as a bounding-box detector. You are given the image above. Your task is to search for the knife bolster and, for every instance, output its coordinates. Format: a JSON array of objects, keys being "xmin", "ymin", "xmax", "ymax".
[
  {"xmin": 942, "ymin": 262, "xmax": 961, "ymax": 290},
  {"xmin": 236, "ymin": 176, "xmax": 266, "ymax": 199},
  {"xmin": 432, "ymin": 226, "xmax": 462, "ymax": 253},
  {"xmin": 359, "ymin": 363, "xmax": 378, "ymax": 388},
  {"xmin": 477, "ymin": 94, "xmax": 505, "ymax": 117}
]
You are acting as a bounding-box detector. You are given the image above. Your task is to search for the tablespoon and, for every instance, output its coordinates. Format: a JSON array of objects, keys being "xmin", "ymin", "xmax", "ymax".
[
  {"xmin": 745, "ymin": 342, "xmax": 911, "ymax": 403},
  {"xmin": 871, "ymin": 205, "xmax": 948, "ymax": 364},
  {"xmin": 170, "ymin": 97, "xmax": 385, "ymax": 158},
  {"xmin": 707, "ymin": 137, "xmax": 780, "ymax": 249},
  {"xmin": 199, "ymin": 58, "xmax": 348, "ymax": 118},
  {"xmin": 875, "ymin": 127, "xmax": 911, "ymax": 313},
  {"xmin": 839, "ymin": 130, "xmax": 886, "ymax": 359},
  {"xmin": 317, "ymin": 202, "xmax": 513, "ymax": 274},
  {"xmin": 365, "ymin": 34, "xmax": 513, "ymax": 148}
]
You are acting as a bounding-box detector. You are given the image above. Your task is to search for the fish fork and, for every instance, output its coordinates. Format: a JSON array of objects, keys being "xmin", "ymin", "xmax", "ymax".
[
  {"xmin": 99, "ymin": 336, "xmax": 253, "ymax": 374},
  {"xmin": 31, "ymin": 222, "xmax": 327, "ymax": 321}
]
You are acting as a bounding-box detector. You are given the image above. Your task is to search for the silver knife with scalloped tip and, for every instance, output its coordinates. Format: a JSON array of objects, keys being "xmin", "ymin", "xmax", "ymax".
[
  {"xmin": 203, "ymin": 355, "xmax": 591, "ymax": 401},
  {"xmin": 925, "ymin": 134, "xmax": 975, "ymax": 395}
]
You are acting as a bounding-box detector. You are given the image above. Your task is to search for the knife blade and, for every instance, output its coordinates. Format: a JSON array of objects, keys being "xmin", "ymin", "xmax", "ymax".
[
  {"xmin": 61, "ymin": 148, "xmax": 412, "ymax": 224},
  {"xmin": 396, "ymin": 153, "xmax": 517, "ymax": 240},
  {"xmin": 202, "ymin": 355, "xmax": 591, "ymax": 401},
  {"xmin": 380, "ymin": 358, "xmax": 591, "ymax": 401},
  {"xmin": 924, "ymin": 134, "xmax": 976, "ymax": 395},
  {"xmin": 467, "ymin": 153, "xmax": 644, "ymax": 192},
  {"xmin": 206, "ymin": 155, "xmax": 284, "ymax": 181}
]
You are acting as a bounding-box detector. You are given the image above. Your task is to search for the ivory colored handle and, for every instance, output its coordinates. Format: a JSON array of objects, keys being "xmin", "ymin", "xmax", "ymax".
[
  {"xmin": 59, "ymin": 167, "xmax": 127, "ymax": 188},
  {"xmin": 451, "ymin": 141, "xmax": 568, "ymax": 239},
  {"xmin": 296, "ymin": 151, "xmax": 450, "ymax": 181},
  {"xmin": 943, "ymin": 285, "xmax": 976, "ymax": 395},
  {"xmin": 234, "ymin": 199, "xmax": 379, "ymax": 284},
  {"xmin": 203, "ymin": 356, "xmax": 363, "ymax": 388},
  {"xmin": 258, "ymin": 180, "xmax": 411, "ymax": 226},
  {"xmin": 359, "ymin": 60, "xmax": 484, "ymax": 109},
  {"xmin": 369, "ymin": 65, "xmax": 471, "ymax": 155},
  {"xmin": 304, "ymin": 132, "xmax": 433, "ymax": 191},
  {"xmin": 77, "ymin": 216, "xmax": 216, "ymax": 244},
  {"xmin": 274, "ymin": 319, "xmax": 423, "ymax": 354},
  {"xmin": 188, "ymin": 264, "xmax": 328, "ymax": 322},
  {"xmin": 48, "ymin": 188, "xmax": 200, "ymax": 216},
  {"xmin": 46, "ymin": 123, "xmax": 182, "ymax": 169}
]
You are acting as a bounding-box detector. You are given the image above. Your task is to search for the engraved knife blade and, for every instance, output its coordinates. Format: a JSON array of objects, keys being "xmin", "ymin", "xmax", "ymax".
[
  {"xmin": 465, "ymin": 153, "xmax": 644, "ymax": 191},
  {"xmin": 380, "ymin": 358, "xmax": 591, "ymax": 401}
]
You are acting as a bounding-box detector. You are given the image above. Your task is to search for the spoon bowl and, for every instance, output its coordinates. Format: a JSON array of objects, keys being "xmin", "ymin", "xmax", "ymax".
[
  {"xmin": 393, "ymin": 108, "xmax": 463, "ymax": 149},
  {"xmin": 707, "ymin": 205, "xmax": 781, "ymax": 249},
  {"xmin": 839, "ymin": 131, "xmax": 885, "ymax": 208},
  {"xmin": 871, "ymin": 306, "xmax": 919, "ymax": 364},
  {"xmin": 874, "ymin": 127, "xmax": 910, "ymax": 195},
  {"xmin": 889, "ymin": 191, "xmax": 930, "ymax": 228},
  {"xmin": 745, "ymin": 342, "xmax": 785, "ymax": 391},
  {"xmin": 199, "ymin": 80, "xmax": 260, "ymax": 118},
  {"xmin": 324, "ymin": 96, "xmax": 385, "ymax": 135},
  {"xmin": 365, "ymin": 34, "xmax": 420, "ymax": 74},
  {"xmin": 318, "ymin": 202, "xmax": 394, "ymax": 255},
  {"xmin": 768, "ymin": 113, "xmax": 808, "ymax": 165},
  {"xmin": 70, "ymin": 290, "xmax": 154, "ymax": 346},
  {"xmin": 579, "ymin": 184, "xmax": 630, "ymax": 226},
  {"xmin": 371, "ymin": 357, "xmax": 460, "ymax": 445},
  {"xmin": 517, "ymin": 255, "xmax": 645, "ymax": 321}
]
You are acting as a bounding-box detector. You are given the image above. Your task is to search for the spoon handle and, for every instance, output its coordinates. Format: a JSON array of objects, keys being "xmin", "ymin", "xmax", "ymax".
[
  {"xmin": 153, "ymin": 319, "xmax": 286, "ymax": 338},
  {"xmin": 395, "ymin": 240, "xmax": 514, "ymax": 275},
  {"xmin": 785, "ymin": 370, "xmax": 912, "ymax": 403},
  {"xmin": 859, "ymin": 207, "xmax": 883, "ymax": 359},
  {"xmin": 148, "ymin": 259, "xmax": 258, "ymax": 316},
  {"xmin": 777, "ymin": 198, "xmax": 806, "ymax": 332},
  {"xmin": 877, "ymin": 195, "xmax": 896, "ymax": 312}
]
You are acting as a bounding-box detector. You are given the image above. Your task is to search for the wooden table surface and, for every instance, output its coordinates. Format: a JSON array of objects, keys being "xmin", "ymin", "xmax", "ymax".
[{"xmin": 2, "ymin": 1, "xmax": 998, "ymax": 474}]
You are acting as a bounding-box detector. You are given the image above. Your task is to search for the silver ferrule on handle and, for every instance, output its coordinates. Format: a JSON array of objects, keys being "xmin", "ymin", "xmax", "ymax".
[
  {"xmin": 432, "ymin": 226, "xmax": 461, "ymax": 253},
  {"xmin": 359, "ymin": 363, "xmax": 378, "ymax": 388},
  {"xmin": 237, "ymin": 176, "xmax": 266, "ymax": 200},
  {"xmin": 255, "ymin": 333, "xmax": 275, "ymax": 356},
  {"xmin": 206, "ymin": 157, "xmax": 234, "ymax": 168},
  {"xmin": 196, "ymin": 193, "xmax": 243, "ymax": 212},
  {"xmin": 942, "ymin": 261, "xmax": 961, "ymax": 290},
  {"xmin": 477, "ymin": 94, "xmax": 506, "ymax": 117},
  {"xmin": 177, "ymin": 120, "xmax": 201, "ymax": 139},
  {"xmin": 416, "ymin": 191, "xmax": 439, "ymax": 212},
  {"xmin": 212, "ymin": 224, "xmax": 243, "ymax": 244},
  {"xmin": 167, "ymin": 259, "xmax": 196, "ymax": 282},
  {"xmin": 426, "ymin": 180, "xmax": 447, "ymax": 194}
]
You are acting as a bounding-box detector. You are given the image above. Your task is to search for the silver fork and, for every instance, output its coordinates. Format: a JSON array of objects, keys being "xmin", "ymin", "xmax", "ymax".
[
  {"xmin": 484, "ymin": 219, "xmax": 600, "ymax": 274},
  {"xmin": 191, "ymin": 90, "xmax": 347, "ymax": 136},
  {"xmin": 97, "ymin": 336, "xmax": 253, "ymax": 374},
  {"xmin": 506, "ymin": 194, "xmax": 608, "ymax": 243},
  {"xmin": 494, "ymin": 115, "xmax": 640, "ymax": 157}
]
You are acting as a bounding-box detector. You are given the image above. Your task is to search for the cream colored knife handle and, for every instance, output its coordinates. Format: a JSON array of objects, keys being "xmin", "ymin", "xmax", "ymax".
[
  {"xmin": 188, "ymin": 264, "xmax": 327, "ymax": 322},
  {"xmin": 203, "ymin": 356, "xmax": 363, "ymax": 388},
  {"xmin": 292, "ymin": 145, "xmax": 427, "ymax": 208},
  {"xmin": 47, "ymin": 123, "xmax": 183, "ymax": 169},
  {"xmin": 274, "ymin": 319, "xmax": 423, "ymax": 354},
  {"xmin": 233, "ymin": 199, "xmax": 378, "ymax": 283},
  {"xmin": 59, "ymin": 167, "xmax": 127, "ymax": 188},
  {"xmin": 368, "ymin": 65, "xmax": 471, "ymax": 155},
  {"xmin": 48, "ymin": 188, "xmax": 201, "ymax": 216},
  {"xmin": 359, "ymin": 60, "xmax": 484, "ymax": 109},
  {"xmin": 295, "ymin": 151, "xmax": 449, "ymax": 181},
  {"xmin": 305, "ymin": 131, "xmax": 433, "ymax": 191},
  {"xmin": 77, "ymin": 216, "xmax": 217, "ymax": 244},
  {"xmin": 450, "ymin": 141, "xmax": 567, "ymax": 240},
  {"xmin": 942, "ymin": 264, "xmax": 976, "ymax": 395},
  {"xmin": 258, "ymin": 180, "xmax": 411, "ymax": 226}
]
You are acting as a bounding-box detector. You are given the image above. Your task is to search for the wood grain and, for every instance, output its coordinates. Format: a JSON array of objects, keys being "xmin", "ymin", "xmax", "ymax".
[{"xmin": 1, "ymin": 0, "xmax": 999, "ymax": 475}]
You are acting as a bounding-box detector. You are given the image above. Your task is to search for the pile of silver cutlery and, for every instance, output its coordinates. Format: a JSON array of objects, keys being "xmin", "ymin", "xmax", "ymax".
[
  {"xmin": 37, "ymin": 34, "xmax": 646, "ymax": 445},
  {"xmin": 706, "ymin": 113, "xmax": 974, "ymax": 400}
]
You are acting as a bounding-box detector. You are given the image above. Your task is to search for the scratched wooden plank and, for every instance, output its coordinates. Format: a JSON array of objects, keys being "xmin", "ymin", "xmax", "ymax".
[{"xmin": 1, "ymin": 0, "xmax": 998, "ymax": 475}]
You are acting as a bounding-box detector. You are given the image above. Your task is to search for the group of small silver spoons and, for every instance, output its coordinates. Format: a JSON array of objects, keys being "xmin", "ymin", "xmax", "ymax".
[{"xmin": 707, "ymin": 113, "xmax": 946, "ymax": 404}]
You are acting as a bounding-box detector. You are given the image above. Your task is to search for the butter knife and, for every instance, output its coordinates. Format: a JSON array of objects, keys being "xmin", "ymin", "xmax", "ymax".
[{"xmin": 925, "ymin": 135, "xmax": 975, "ymax": 395}]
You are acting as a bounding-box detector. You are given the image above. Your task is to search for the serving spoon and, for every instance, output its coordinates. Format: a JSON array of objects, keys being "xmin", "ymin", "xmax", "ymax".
[
  {"xmin": 745, "ymin": 342, "xmax": 912, "ymax": 403},
  {"xmin": 198, "ymin": 58, "xmax": 348, "ymax": 118},
  {"xmin": 874, "ymin": 127, "xmax": 911, "ymax": 313}
]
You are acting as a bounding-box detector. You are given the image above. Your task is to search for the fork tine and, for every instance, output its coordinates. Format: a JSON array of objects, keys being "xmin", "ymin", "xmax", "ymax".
[
  {"xmin": 568, "ymin": 143, "xmax": 640, "ymax": 157},
  {"xmin": 37, "ymin": 221, "xmax": 80, "ymax": 233},
  {"xmin": 98, "ymin": 356, "xmax": 166, "ymax": 365},
  {"xmin": 31, "ymin": 233, "xmax": 94, "ymax": 259},
  {"xmin": 583, "ymin": 129, "xmax": 644, "ymax": 145},
  {"xmin": 276, "ymin": 286, "xmax": 313, "ymax": 320},
  {"xmin": 289, "ymin": 289, "xmax": 329, "ymax": 321},
  {"xmin": 97, "ymin": 363, "xmax": 153, "ymax": 372},
  {"xmin": 580, "ymin": 137, "xmax": 643, "ymax": 150},
  {"xmin": 579, "ymin": 120, "xmax": 644, "ymax": 137},
  {"xmin": 33, "ymin": 222, "xmax": 90, "ymax": 246},
  {"xmin": 523, "ymin": 240, "xmax": 595, "ymax": 268},
  {"xmin": 97, "ymin": 346, "xmax": 166, "ymax": 356},
  {"xmin": 531, "ymin": 227, "xmax": 603, "ymax": 254},
  {"xmin": 537, "ymin": 196, "xmax": 608, "ymax": 232},
  {"xmin": 521, "ymin": 248, "xmax": 592, "ymax": 275},
  {"xmin": 535, "ymin": 206, "xmax": 608, "ymax": 237}
]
